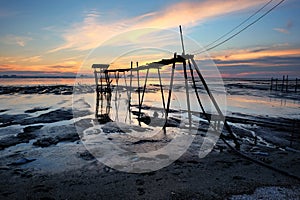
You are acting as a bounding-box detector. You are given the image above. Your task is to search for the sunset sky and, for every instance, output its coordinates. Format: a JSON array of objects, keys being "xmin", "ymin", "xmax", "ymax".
[{"xmin": 0, "ymin": 0, "xmax": 299, "ymax": 78}]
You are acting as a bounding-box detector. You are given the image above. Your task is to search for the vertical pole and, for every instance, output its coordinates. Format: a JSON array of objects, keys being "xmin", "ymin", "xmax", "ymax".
[
  {"xmin": 275, "ymin": 78, "xmax": 278, "ymax": 91},
  {"xmin": 129, "ymin": 62, "xmax": 133, "ymax": 108},
  {"xmin": 114, "ymin": 71, "xmax": 120, "ymax": 122},
  {"xmin": 270, "ymin": 77, "xmax": 273, "ymax": 91},
  {"xmin": 183, "ymin": 59, "xmax": 192, "ymax": 128},
  {"xmin": 94, "ymin": 69, "xmax": 99, "ymax": 118},
  {"xmin": 282, "ymin": 75, "xmax": 285, "ymax": 92},
  {"xmin": 286, "ymin": 75, "xmax": 288, "ymax": 92},
  {"xmin": 179, "ymin": 25, "xmax": 185, "ymax": 55},
  {"xmin": 165, "ymin": 53, "xmax": 177, "ymax": 122},
  {"xmin": 140, "ymin": 68, "xmax": 149, "ymax": 107},
  {"xmin": 188, "ymin": 60, "xmax": 209, "ymax": 122},
  {"xmin": 191, "ymin": 57, "xmax": 240, "ymax": 149},
  {"xmin": 100, "ymin": 72, "xmax": 103, "ymax": 93},
  {"xmin": 129, "ymin": 62, "xmax": 133, "ymax": 123},
  {"xmin": 123, "ymin": 71, "xmax": 130, "ymax": 101},
  {"xmin": 158, "ymin": 68, "xmax": 166, "ymax": 111},
  {"xmin": 136, "ymin": 62, "xmax": 141, "ymax": 124},
  {"xmin": 123, "ymin": 71, "xmax": 130, "ymax": 123}
]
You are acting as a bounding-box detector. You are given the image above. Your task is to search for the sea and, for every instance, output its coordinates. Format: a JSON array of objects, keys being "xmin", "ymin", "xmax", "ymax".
[{"xmin": 0, "ymin": 77, "xmax": 299, "ymax": 120}]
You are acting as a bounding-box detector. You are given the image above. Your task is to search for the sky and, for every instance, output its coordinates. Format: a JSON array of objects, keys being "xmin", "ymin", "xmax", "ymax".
[{"xmin": 0, "ymin": 0, "xmax": 299, "ymax": 78}]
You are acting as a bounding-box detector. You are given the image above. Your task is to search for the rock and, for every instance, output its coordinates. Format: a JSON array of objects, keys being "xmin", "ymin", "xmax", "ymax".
[
  {"xmin": 33, "ymin": 137, "xmax": 58, "ymax": 147},
  {"xmin": 20, "ymin": 109, "xmax": 74, "ymax": 125},
  {"xmin": 77, "ymin": 151, "xmax": 95, "ymax": 161},
  {"xmin": 55, "ymin": 131, "xmax": 79, "ymax": 143},
  {"xmin": 0, "ymin": 166, "xmax": 10, "ymax": 170},
  {"xmin": 24, "ymin": 107, "xmax": 50, "ymax": 113},
  {"xmin": 0, "ymin": 113, "xmax": 30, "ymax": 127},
  {"xmin": 0, "ymin": 136, "xmax": 21, "ymax": 150},
  {"xmin": 23, "ymin": 125, "xmax": 43, "ymax": 133}
]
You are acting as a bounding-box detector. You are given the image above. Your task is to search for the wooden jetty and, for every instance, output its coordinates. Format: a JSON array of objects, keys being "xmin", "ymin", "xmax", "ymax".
[{"xmin": 92, "ymin": 25, "xmax": 240, "ymax": 149}]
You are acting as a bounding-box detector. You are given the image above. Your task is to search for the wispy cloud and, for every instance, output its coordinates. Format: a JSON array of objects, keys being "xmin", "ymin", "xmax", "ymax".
[
  {"xmin": 49, "ymin": 0, "xmax": 268, "ymax": 53},
  {"xmin": 0, "ymin": 34, "xmax": 32, "ymax": 47},
  {"xmin": 273, "ymin": 20, "xmax": 293, "ymax": 34}
]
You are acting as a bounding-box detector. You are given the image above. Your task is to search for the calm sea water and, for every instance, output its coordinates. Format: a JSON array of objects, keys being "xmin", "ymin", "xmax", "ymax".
[{"xmin": 0, "ymin": 77, "xmax": 299, "ymax": 120}]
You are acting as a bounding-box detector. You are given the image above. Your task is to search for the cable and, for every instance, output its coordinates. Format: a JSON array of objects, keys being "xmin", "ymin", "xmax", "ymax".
[
  {"xmin": 199, "ymin": 0, "xmax": 273, "ymax": 51},
  {"xmin": 192, "ymin": 0, "xmax": 285, "ymax": 55}
]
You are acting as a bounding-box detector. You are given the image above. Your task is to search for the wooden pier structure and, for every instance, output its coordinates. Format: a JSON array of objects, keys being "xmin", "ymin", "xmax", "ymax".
[{"xmin": 92, "ymin": 26, "xmax": 240, "ymax": 149}]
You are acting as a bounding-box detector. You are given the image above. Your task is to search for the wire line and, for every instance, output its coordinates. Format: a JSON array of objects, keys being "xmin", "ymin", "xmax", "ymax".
[{"xmin": 192, "ymin": 0, "xmax": 285, "ymax": 55}]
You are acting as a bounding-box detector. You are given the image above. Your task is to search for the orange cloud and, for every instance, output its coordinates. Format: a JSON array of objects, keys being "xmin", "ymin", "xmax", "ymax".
[{"xmin": 213, "ymin": 48, "xmax": 300, "ymax": 62}]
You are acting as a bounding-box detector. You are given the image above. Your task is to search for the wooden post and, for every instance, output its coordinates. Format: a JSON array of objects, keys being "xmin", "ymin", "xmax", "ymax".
[
  {"xmin": 183, "ymin": 59, "xmax": 192, "ymax": 128},
  {"xmin": 296, "ymin": 78, "xmax": 298, "ymax": 93},
  {"xmin": 188, "ymin": 60, "xmax": 209, "ymax": 121},
  {"xmin": 191, "ymin": 57, "xmax": 240, "ymax": 150},
  {"xmin": 129, "ymin": 62, "xmax": 133, "ymax": 108},
  {"xmin": 286, "ymin": 75, "xmax": 288, "ymax": 92},
  {"xmin": 281, "ymin": 75, "xmax": 285, "ymax": 92},
  {"xmin": 275, "ymin": 78, "xmax": 278, "ymax": 91},
  {"xmin": 157, "ymin": 68, "xmax": 166, "ymax": 111},
  {"xmin": 165, "ymin": 53, "xmax": 177, "ymax": 121},
  {"xmin": 136, "ymin": 62, "xmax": 141, "ymax": 124},
  {"xmin": 140, "ymin": 68, "xmax": 149, "ymax": 107},
  {"xmin": 270, "ymin": 77, "xmax": 273, "ymax": 91}
]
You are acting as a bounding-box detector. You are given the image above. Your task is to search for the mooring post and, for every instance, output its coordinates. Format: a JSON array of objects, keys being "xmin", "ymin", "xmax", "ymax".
[
  {"xmin": 136, "ymin": 62, "xmax": 141, "ymax": 124},
  {"xmin": 286, "ymin": 75, "xmax": 289, "ymax": 92},
  {"xmin": 282, "ymin": 75, "xmax": 285, "ymax": 92},
  {"xmin": 270, "ymin": 77, "xmax": 273, "ymax": 91},
  {"xmin": 275, "ymin": 78, "xmax": 278, "ymax": 91}
]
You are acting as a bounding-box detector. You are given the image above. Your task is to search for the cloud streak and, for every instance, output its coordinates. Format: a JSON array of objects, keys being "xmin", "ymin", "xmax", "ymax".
[
  {"xmin": 0, "ymin": 34, "xmax": 32, "ymax": 47},
  {"xmin": 49, "ymin": 0, "xmax": 269, "ymax": 52}
]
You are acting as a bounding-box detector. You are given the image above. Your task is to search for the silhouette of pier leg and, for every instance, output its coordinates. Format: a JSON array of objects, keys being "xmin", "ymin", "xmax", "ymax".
[
  {"xmin": 157, "ymin": 68, "xmax": 166, "ymax": 111},
  {"xmin": 165, "ymin": 53, "xmax": 177, "ymax": 128},
  {"xmin": 182, "ymin": 59, "xmax": 192, "ymax": 128},
  {"xmin": 188, "ymin": 60, "xmax": 209, "ymax": 122},
  {"xmin": 190, "ymin": 56, "xmax": 240, "ymax": 149},
  {"xmin": 136, "ymin": 62, "xmax": 141, "ymax": 125}
]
